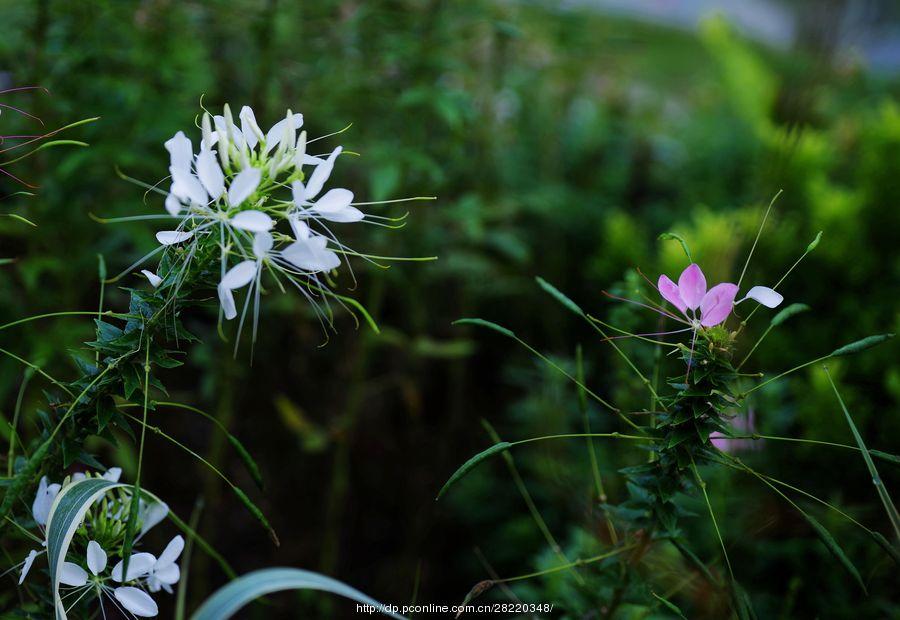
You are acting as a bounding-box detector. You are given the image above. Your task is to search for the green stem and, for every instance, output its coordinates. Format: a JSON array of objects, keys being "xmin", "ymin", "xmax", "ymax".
[
  {"xmin": 121, "ymin": 337, "xmax": 152, "ymax": 579},
  {"xmin": 741, "ymin": 354, "xmax": 830, "ymax": 396},
  {"xmin": 482, "ymin": 419, "xmax": 585, "ymax": 584},
  {"xmin": 737, "ymin": 190, "xmax": 781, "ymax": 290},
  {"xmin": 0, "ymin": 310, "xmax": 134, "ymax": 332},
  {"xmin": 690, "ymin": 457, "xmax": 735, "ymax": 583},
  {"xmin": 7, "ymin": 369, "xmax": 33, "ymax": 476},
  {"xmin": 0, "ymin": 347, "xmax": 74, "ymax": 398},
  {"xmin": 576, "ymin": 346, "xmax": 617, "ymax": 543},
  {"xmin": 495, "ymin": 544, "xmax": 635, "ymax": 584},
  {"xmin": 512, "ymin": 432, "xmax": 656, "ymax": 448}
]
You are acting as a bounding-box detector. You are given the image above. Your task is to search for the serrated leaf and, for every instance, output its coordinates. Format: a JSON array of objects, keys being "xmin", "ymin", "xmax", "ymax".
[
  {"xmin": 436, "ymin": 442, "xmax": 512, "ymax": 500},
  {"xmin": 190, "ymin": 567, "xmax": 405, "ymax": 620},
  {"xmin": 770, "ymin": 303, "xmax": 809, "ymax": 327},
  {"xmin": 452, "ymin": 318, "xmax": 515, "ymax": 339},
  {"xmin": 829, "ymin": 333, "xmax": 894, "ymax": 358},
  {"xmin": 535, "ymin": 277, "xmax": 584, "ymax": 315}
]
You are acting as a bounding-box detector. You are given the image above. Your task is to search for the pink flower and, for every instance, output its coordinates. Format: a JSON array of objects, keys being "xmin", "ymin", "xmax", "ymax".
[
  {"xmin": 710, "ymin": 410, "xmax": 759, "ymax": 453},
  {"xmin": 657, "ymin": 263, "xmax": 783, "ymax": 329}
]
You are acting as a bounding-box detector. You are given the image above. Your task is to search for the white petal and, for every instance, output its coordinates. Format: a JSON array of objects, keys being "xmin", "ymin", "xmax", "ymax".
[
  {"xmin": 264, "ymin": 113, "xmax": 304, "ymax": 153},
  {"xmin": 32, "ymin": 477, "xmax": 61, "ymax": 526},
  {"xmin": 291, "ymin": 130, "xmax": 307, "ymax": 168},
  {"xmin": 230, "ymin": 209, "xmax": 273, "ymax": 232},
  {"xmin": 114, "ymin": 587, "xmax": 159, "ymax": 617},
  {"xmin": 111, "ymin": 553, "xmax": 156, "ymax": 582},
  {"xmin": 220, "ymin": 260, "xmax": 257, "ymax": 290},
  {"xmin": 163, "ymin": 131, "xmax": 193, "ymax": 174},
  {"xmin": 103, "ymin": 467, "xmax": 122, "ymax": 482},
  {"xmin": 227, "ymin": 167, "xmax": 261, "ymax": 206},
  {"xmin": 239, "ymin": 106, "xmax": 263, "ymax": 149},
  {"xmin": 87, "ymin": 540, "xmax": 107, "ymax": 575},
  {"xmin": 196, "ymin": 147, "xmax": 225, "ymax": 200},
  {"xmin": 304, "ymin": 146, "xmax": 341, "ymax": 200},
  {"xmin": 156, "ymin": 230, "xmax": 193, "ymax": 245},
  {"xmin": 141, "ymin": 270, "xmax": 162, "ymax": 288},
  {"xmin": 289, "ymin": 214, "xmax": 310, "ymax": 240},
  {"xmin": 218, "ymin": 285, "xmax": 237, "ymax": 321},
  {"xmin": 742, "ymin": 285, "xmax": 783, "ymax": 308},
  {"xmin": 71, "ymin": 472, "xmax": 86, "ymax": 482},
  {"xmin": 282, "ymin": 238, "xmax": 341, "ymax": 272},
  {"xmin": 19, "ymin": 549, "xmax": 38, "ymax": 585},
  {"xmin": 317, "ymin": 205, "xmax": 363, "ymax": 223},
  {"xmin": 139, "ymin": 501, "xmax": 168, "ymax": 537},
  {"xmin": 201, "ymin": 113, "xmax": 215, "ymax": 149},
  {"xmin": 300, "ymin": 154, "xmax": 325, "ymax": 166},
  {"xmin": 156, "ymin": 536, "xmax": 184, "ymax": 569},
  {"xmin": 291, "ymin": 180, "xmax": 308, "ymax": 206},
  {"xmin": 59, "ymin": 562, "xmax": 88, "ymax": 587},
  {"xmin": 313, "ymin": 188, "xmax": 354, "ymax": 213},
  {"xmin": 154, "ymin": 563, "xmax": 180, "ymax": 585},
  {"xmin": 171, "ymin": 171, "xmax": 209, "ymax": 206},
  {"xmin": 164, "ymin": 193, "xmax": 182, "ymax": 216},
  {"xmin": 252, "ymin": 231, "xmax": 274, "ymax": 258}
]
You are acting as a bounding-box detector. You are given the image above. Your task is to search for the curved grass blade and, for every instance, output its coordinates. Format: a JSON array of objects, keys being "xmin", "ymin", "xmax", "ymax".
[
  {"xmin": 45, "ymin": 478, "xmax": 124, "ymax": 619},
  {"xmin": 190, "ymin": 567, "xmax": 406, "ymax": 620},
  {"xmin": 535, "ymin": 276, "xmax": 584, "ymax": 316},
  {"xmin": 436, "ymin": 442, "xmax": 511, "ymax": 500},
  {"xmin": 824, "ymin": 367, "xmax": 900, "ymax": 541}
]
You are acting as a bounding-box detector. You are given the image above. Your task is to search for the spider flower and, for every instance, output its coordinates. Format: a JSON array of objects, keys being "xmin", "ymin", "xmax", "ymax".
[
  {"xmin": 657, "ymin": 263, "xmax": 783, "ymax": 329},
  {"xmin": 133, "ymin": 103, "xmax": 422, "ymax": 349}
]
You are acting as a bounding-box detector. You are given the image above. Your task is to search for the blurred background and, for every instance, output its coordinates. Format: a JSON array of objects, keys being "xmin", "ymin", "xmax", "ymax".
[{"xmin": 1, "ymin": 0, "xmax": 898, "ymax": 617}]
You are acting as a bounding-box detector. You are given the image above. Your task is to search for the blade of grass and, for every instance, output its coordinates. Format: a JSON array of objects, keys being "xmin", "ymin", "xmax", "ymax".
[{"xmin": 823, "ymin": 366, "xmax": 900, "ymax": 541}]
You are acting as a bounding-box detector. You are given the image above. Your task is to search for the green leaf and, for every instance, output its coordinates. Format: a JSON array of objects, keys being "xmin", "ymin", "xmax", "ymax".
[
  {"xmin": 824, "ymin": 369, "xmax": 900, "ymax": 542},
  {"xmin": 770, "ymin": 303, "xmax": 810, "ymax": 327},
  {"xmin": 868, "ymin": 530, "xmax": 900, "ymax": 566},
  {"xmin": 658, "ymin": 232, "xmax": 693, "ymax": 261},
  {"xmin": 452, "ymin": 318, "xmax": 515, "ymax": 339},
  {"xmin": 829, "ymin": 333, "xmax": 894, "ymax": 358},
  {"xmin": 803, "ymin": 511, "xmax": 866, "ymax": 593},
  {"xmin": 806, "ymin": 231, "xmax": 823, "ymax": 252},
  {"xmin": 436, "ymin": 442, "xmax": 512, "ymax": 500},
  {"xmin": 535, "ymin": 277, "xmax": 584, "ymax": 315},
  {"xmin": 46, "ymin": 478, "xmax": 124, "ymax": 619},
  {"xmin": 190, "ymin": 567, "xmax": 405, "ymax": 620},
  {"xmin": 652, "ymin": 592, "xmax": 687, "ymax": 619}
]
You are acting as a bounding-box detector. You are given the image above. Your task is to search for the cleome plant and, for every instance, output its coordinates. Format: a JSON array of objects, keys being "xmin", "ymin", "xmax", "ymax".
[
  {"xmin": 1, "ymin": 103, "xmax": 430, "ymax": 618},
  {"xmin": 441, "ymin": 200, "xmax": 898, "ymax": 618}
]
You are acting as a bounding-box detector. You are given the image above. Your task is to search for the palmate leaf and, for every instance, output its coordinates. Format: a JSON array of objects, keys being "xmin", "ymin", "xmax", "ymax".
[
  {"xmin": 190, "ymin": 567, "xmax": 405, "ymax": 620},
  {"xmin": 46, "ymin": 478, "xmax": 124, "ymax": 619}
]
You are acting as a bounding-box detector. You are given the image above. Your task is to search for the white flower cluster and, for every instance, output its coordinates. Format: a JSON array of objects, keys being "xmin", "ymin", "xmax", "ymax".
[
  {"xmin": 19, "ymin": 470, "xmax": 179, "ymax": 618},
  {"xmin": 144, "ymin": 104, "xmax": 390, "ymax": 344}
]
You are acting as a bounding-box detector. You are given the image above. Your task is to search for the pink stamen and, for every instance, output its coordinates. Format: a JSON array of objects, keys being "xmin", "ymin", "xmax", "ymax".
[
  {"xmin": 0, "ymin": 166, "xmax": 37, "ymax": 188},
  {"xmin": 601, "ymin": 290, "xmax": 688, "ymax": 323}
]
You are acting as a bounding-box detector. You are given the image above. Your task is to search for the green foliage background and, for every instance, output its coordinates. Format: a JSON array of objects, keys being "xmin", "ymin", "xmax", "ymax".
[{"xmin": 0, "ymin": 1, "xmax": 898, "ymax": 617}]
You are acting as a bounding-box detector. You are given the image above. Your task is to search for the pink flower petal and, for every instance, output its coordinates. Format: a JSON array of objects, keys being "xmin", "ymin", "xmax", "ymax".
[
  {"xmin": 699, "ymin": 282, "xmax": 738, "ymax": 327},
  {"xmin": 677, "ymin": 263, "xmax": 707, "ymax": 310},
  {"xmin": 657, "ymin": 275, "xmax": 687, "ymax": 315}
]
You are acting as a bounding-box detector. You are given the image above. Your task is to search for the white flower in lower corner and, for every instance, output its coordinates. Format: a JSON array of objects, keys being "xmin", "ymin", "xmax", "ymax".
[{"xmin": 145, "ymin": 535, "xmax": 184, "ymax": 593}]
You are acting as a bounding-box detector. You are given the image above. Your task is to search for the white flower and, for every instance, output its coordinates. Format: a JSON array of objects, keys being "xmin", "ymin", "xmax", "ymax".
[
  {"xmin": 111, "ymin": 552, "xmax": 156, "ymax": 582},
  {"xmin": 138, "ymin": 500, "xmax": 169, "ymax": 538},
  {"xmin": 32, "ymin": 476, "xmax": 61, "ymax": 526},
  {"xmin": 284, "ymin": 219, "xmax": 341, "ymax": 272},
  {"xmin": 145, "ymin": 535, "xmax": 184, "ymax": 594},
  {"xmin": 291, "ymin": 147, "xmax": 364, "ymax": 223}
]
